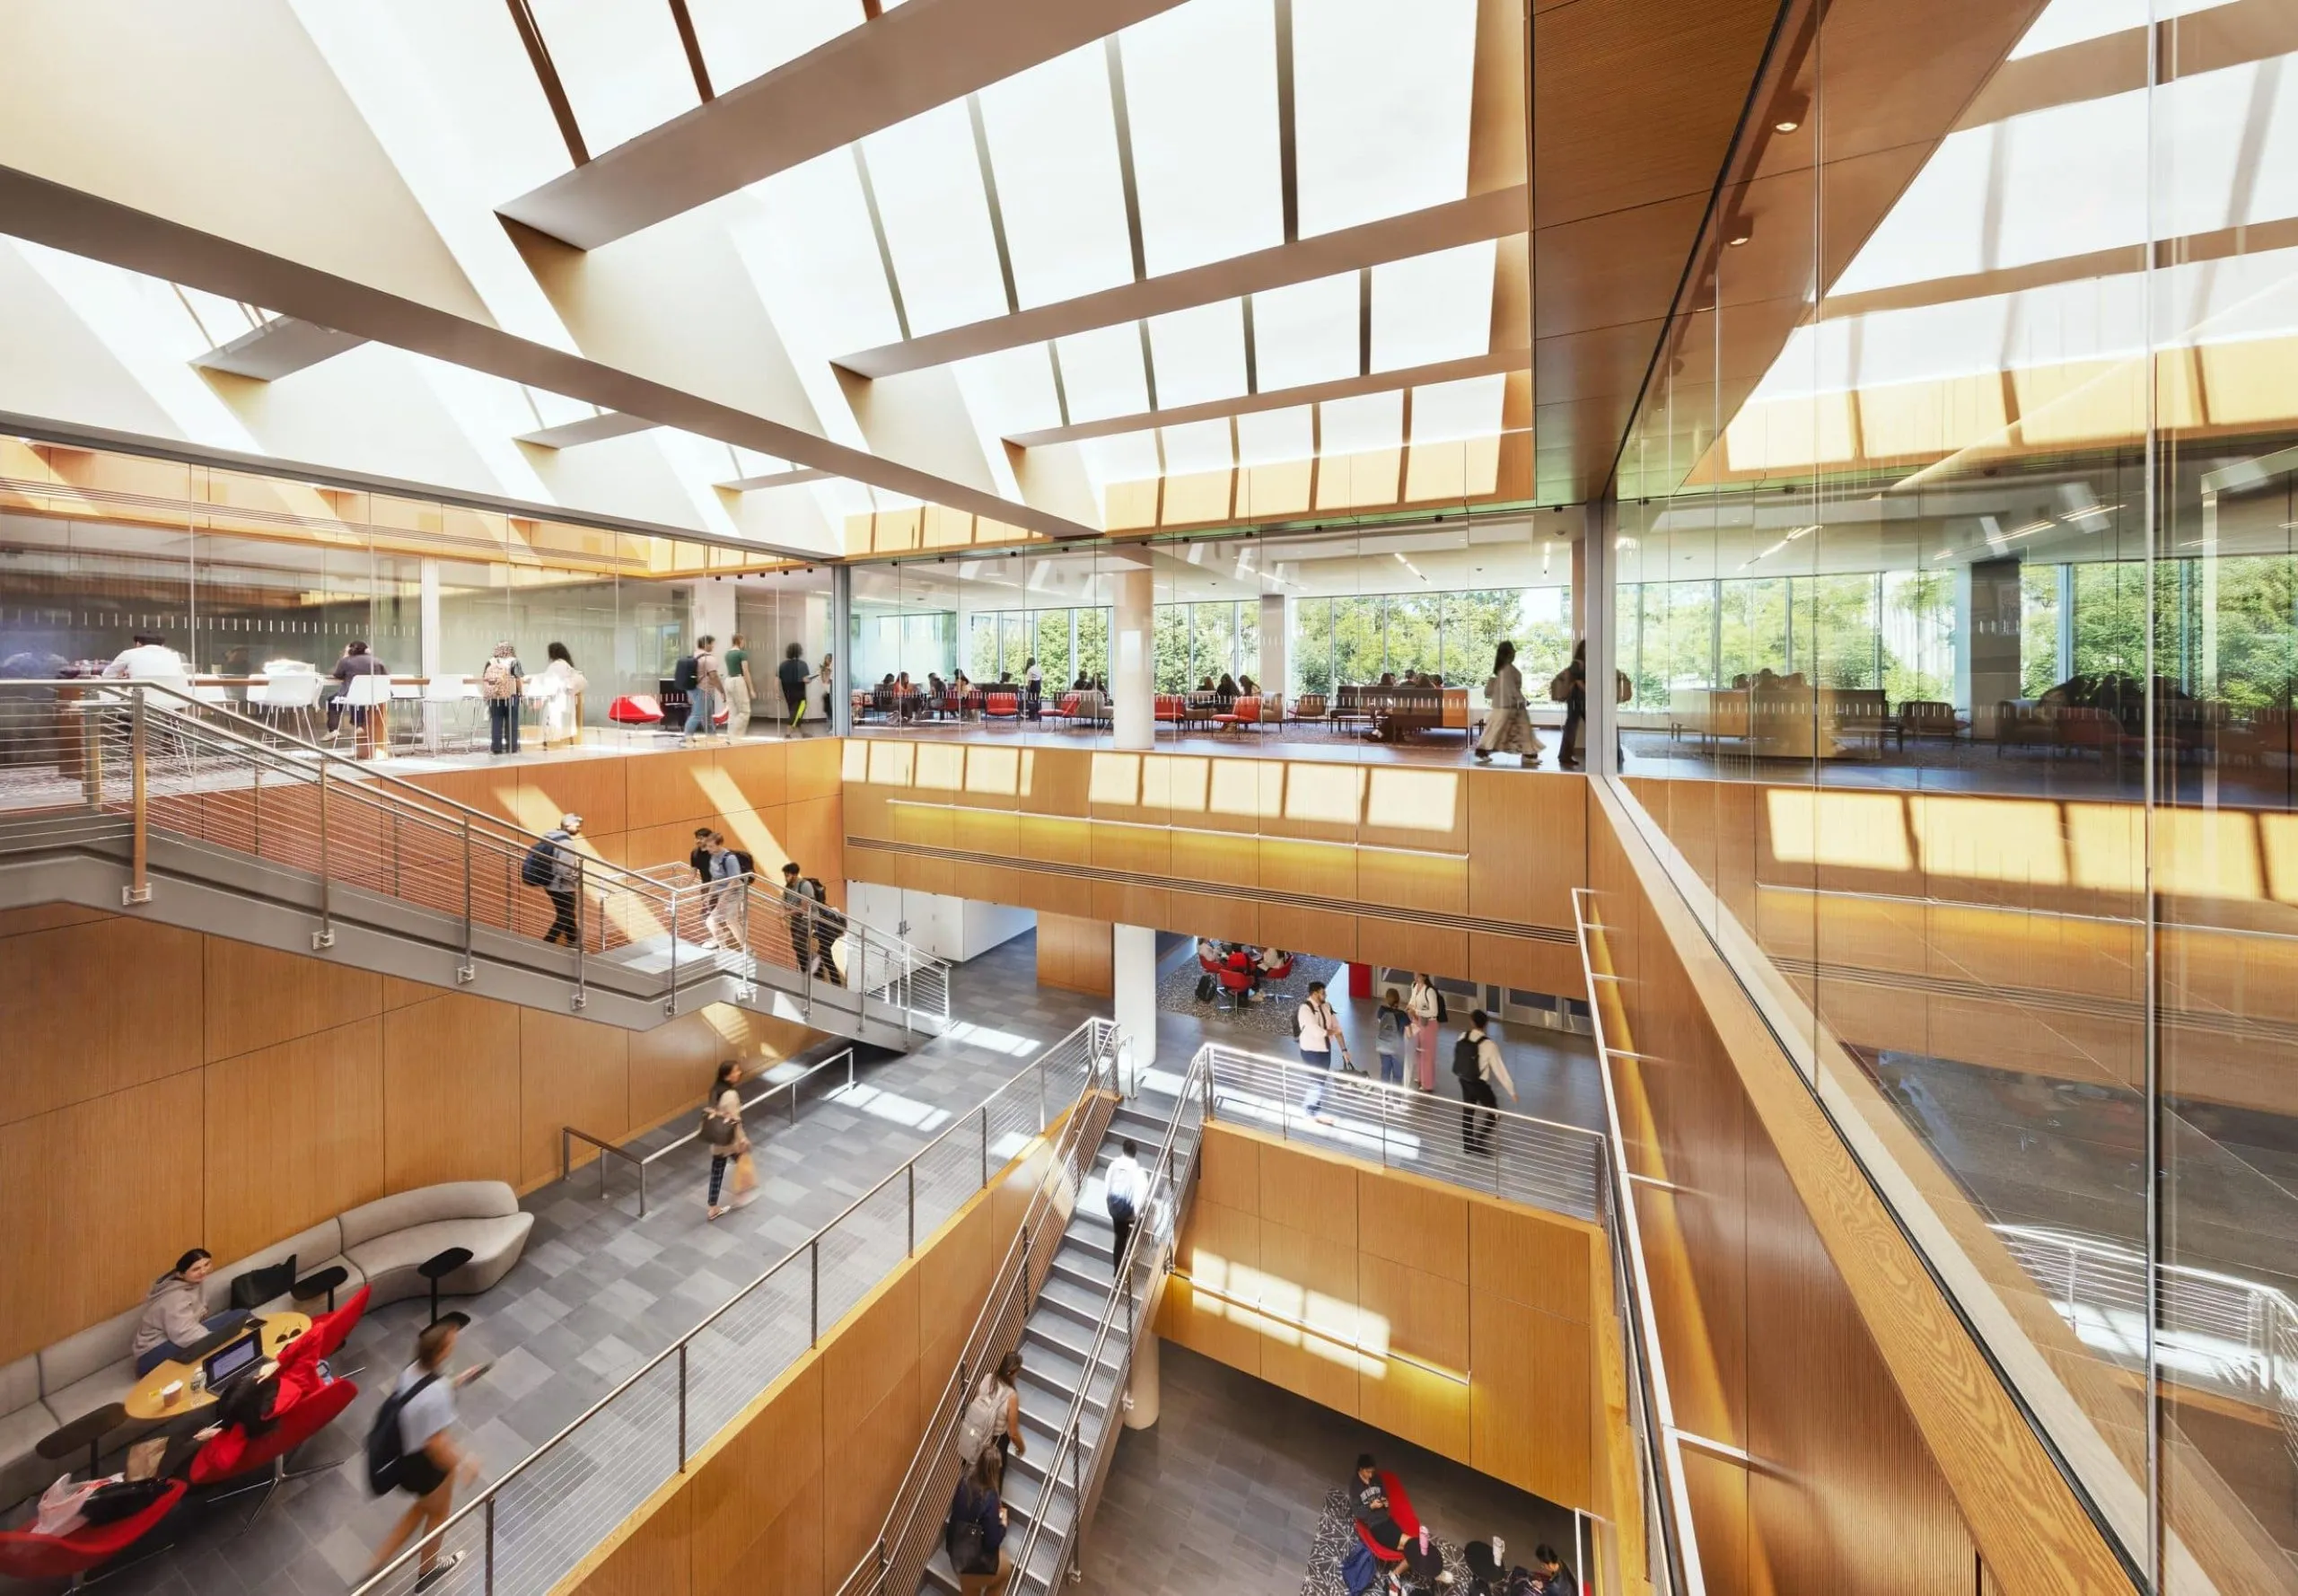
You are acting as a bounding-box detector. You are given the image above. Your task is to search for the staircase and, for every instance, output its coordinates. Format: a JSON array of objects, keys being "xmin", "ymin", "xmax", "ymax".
[
  {"xmin": 0, "ymin": 680, "xmax": 948, "ymax": 1049},
  {"xmin": 922, "ymin": 1062, "xmax": 1206, "ymax": 1595}
]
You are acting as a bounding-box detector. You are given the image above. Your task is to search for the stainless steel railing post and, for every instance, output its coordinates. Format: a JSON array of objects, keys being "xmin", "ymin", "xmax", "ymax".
[
  {"xmin": 666, "ymin": 884, "xmax": 681, "ymax": 1017},
  {"xmin": 810, "ymin": 1238, "xmax": 820, "ymax": 1346},
  {"xmin": 125, "ymin": 692, "xmax": 151, "ymax": 906},
  {"xmin": 801, "ymin": 899, "xmax": 815, "ymax": 1017},
  {"xmin": 484, "ymin": 1495, "xmax": 495, "ymax": 1596},
  {"xmin": 979, "ymin": 1104, "xmax": 990, "ymax": 1190},
  {"xmin": 572, "ymin": 855, "xmax": 588, "ymax": 1011},
  {"xmin": 907, "ymin": 1162, "xmax": 916, "ymax": 1256},
  {"xmin": 313, "ymin": 754, "xmax": 335, "ymax": 950},
  {"xmin": 458, "ymin": 814, "xmax": 477, "ymax": 984},
  {"xmin": 677, "ymin": 1342, "xmax": 689, "ymax": 1469}
]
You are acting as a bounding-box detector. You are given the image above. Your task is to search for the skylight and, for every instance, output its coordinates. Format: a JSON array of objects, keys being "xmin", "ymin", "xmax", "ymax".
[
  {"xmin": 1055, "ymin": 323, "xmax": 1153, "ymax": 422},
  {"xmin": 1292, "ymin": 0, "xmax": 1477, "ymax": 237},
  {"xmin": 977, "ymin": 44, "xmax": 1137, "ymax": 308},
  {"xmin": 862, "ymin": 101, "xmax": 1010, "ymax": 336},
  {"xmin": 1237, "ymin": 405, "xmax": 1316, "ymax": 465},
  {"xmin": 1371, "ymin": 241, "xmax": 1495, "ymax": 371},
  {"xmin": 1410, "ymin": 373, "xmax": 1507, "ymax": 443},
  {"xmin": 1121, "ymin": 0, "xmax": 1285, "ymax": 276},
  {"xmin": 2007, "ymin": 0, "xmax": 2238, "ymax": 59},
  {"xmin": 1253, "ymin": 270, "xmax": 1360, "ymax": 390},
  {"xmin": 1321, "ymin": 390, "xmax": 1404, "ymax": 453},
  {"xmin": 1147, "ymin": 300, "xmax": 1250, "ymax": 408},
  {"xmin": 686, "ymin": 0, "xmax": 861, "ymax": 93},
  {"xmin": 528, "ymin": 0, "xmax": 699, "ymax": 155},
  {"xmin": 1161, "ymin": 417, "xmax": 1236, "ymax": 474}
]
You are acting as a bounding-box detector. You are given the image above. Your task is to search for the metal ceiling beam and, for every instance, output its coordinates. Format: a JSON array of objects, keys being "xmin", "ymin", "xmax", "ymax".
[
  {"xmin": 190, "ymin": 316, "xmax": 367, "ymax": 381},
  {"xmin": 513, "ymin": 410, "xmax": 656, "ymax": 449},
  {"xmin": 0, "ymin": 162, "xmax": 1102, "ymax": 540},
  {"xmin": 836, "ymin": 186, "xmax": 1531, "ymax": 379},
  {"xmin": 496, "ymin": 0, "xmax": 1193, "ymax": 250},
  {"xmin": 1004, "ymin": 347, "xmax": 1529, "ymax": 447}
]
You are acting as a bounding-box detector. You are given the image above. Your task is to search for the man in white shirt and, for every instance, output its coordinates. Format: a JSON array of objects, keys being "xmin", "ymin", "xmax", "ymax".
[
  {"xmin": 1104, "ymin": 1138, "xmax": 1144, "ymax": 1275},
  {"xmin": 102, "ymin": 634, "xmax": 186, "ymax": 680}
]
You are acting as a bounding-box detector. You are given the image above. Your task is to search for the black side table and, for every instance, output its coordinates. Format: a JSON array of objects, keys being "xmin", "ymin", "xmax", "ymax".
[
  {"xmin": 418, "ymin": 1248, "xmax": 474, "ymax": 1326},
  {"xmin": 294, "ymin": 1264, "xmax": 351, "ymax": 1311},
  {"xmin": 37, "ymin": 1402, "xmax": 130, "ymax": 1478}
]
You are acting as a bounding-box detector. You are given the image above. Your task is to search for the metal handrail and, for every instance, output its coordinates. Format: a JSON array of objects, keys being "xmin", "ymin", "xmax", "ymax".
[
  {"xmin": 352, "ymin": 1015, "xmax": 1120, "ymax": 1596},
  {"xmin": 831, "ymin": 1035, "xmax": 1129, "ymax": 1596},
  {"xmin": 558, "ymin": 1048, "xmax": 859, "ymax": 1216},
  {"xmin": 1572, "ymin": 884, "xmax": 1700, "ymax": 1596},
  {"xmin": 1004, "ymin": 1045, "xmax": 1210, "ymax": 1591}
]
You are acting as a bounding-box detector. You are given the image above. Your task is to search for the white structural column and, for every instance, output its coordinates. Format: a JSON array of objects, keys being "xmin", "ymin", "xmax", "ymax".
[
  {"xmin": 1113, "ymin": 922, "xmax": 1158, "ymax": 1075},
  {"xmin": 418, "ymin": 558, "xmax": 442, "ymax": 744},
  {"xmin": 1111, "ymin": 565, "xmax": 1154, "ymax": 752},
  {"xmin": 1259, "ymin": 592, "xmax": 1289, "ymax": 698},
  {"xmin": 685, "ymin": 579, "xmax": 738, "ymax": 647},
  {"xmin": 1583, "ymin": 504, "xmax": 1618, "ymax": 776}
]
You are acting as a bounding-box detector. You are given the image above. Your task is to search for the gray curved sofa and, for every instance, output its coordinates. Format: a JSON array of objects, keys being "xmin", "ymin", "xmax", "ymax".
[{"xmin": 0, "ymin": 1180, "xmax": 531, "ymax": 1510}]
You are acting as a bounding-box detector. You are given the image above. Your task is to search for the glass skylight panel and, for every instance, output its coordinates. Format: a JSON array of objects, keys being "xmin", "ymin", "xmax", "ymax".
[
  {"xmin": 743, "ymin": 153, "xmax": 903, "ymax": 357},
  {"xmin": 1831, "ymin": 127, "xmax": 1994, "ymax": 294},
  {"xmin": 1371, "ymin": 241, "xmax": 1495, "ymax": 371},
  {"xmin": 1055, "ymin": 323, "xmax": 1152, "ymax": 422},
  {"xmin": 978, "ymin": 44, "xmax": 1136, "ymax": 308},
  {"xmin": 1161, "ymin": 418, "xmax": 1235, "ymax": 474},
  {"xmin": 1321, "ymin": 390, "xmax": 1404, "ymax": 453},
  {"xmin": 2009, "ymin": 0, "xmax": 2237, "ymax": 59},
  {"xmin": 1237, "ymin": 406, "xmax": 1315, "ymax": 465},
  {"xmin": 529, "ymin": 0, "xmax": 699, "ymax": 153},
  {"xmin": 953, "ymin": 346, "xmax": 1066, "ymax": 439},
  {"xmin": 1080, "ymin": 431, "xmax": 1162, "ymax": 489},
  {"xmin": 1147, "ymin": 301, "xmax": 1250, "ymax": 408},
  {"xmin": 1409, "ymin": 374, "xmax": 1506, "ymax": 443},
  {"xmin": 862, "ymin": 101, "xmax": 1010, "ymax": 336},
  {"xmin": 1121, "ymin": 0, "xmax": 1285, "ymax": 276},
  {"xmin": 1991, "ymin": 93, "xmax": 2146, "ymax": 270},
  {"xmin": 1292, "ymin": 0, "xmax": 1476, "ymax": 237},
  {"xmin": 1253, "ymin": 271, "xmax": 1360, "ymax": 390},
  {"xmin": 687, "ymin": 0, "xmax": 861, "ymax": 92}
]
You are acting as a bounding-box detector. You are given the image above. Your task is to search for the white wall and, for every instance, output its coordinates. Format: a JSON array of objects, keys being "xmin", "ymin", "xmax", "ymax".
[{"xmin": 847, "ymin": 883, "xmax": 1036, "ymax": 964}]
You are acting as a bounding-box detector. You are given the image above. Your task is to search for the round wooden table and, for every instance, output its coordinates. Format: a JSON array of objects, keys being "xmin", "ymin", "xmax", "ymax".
[{"xmin": 122, "ymin": 1312, "xmax": 311, "ymax": 1422}]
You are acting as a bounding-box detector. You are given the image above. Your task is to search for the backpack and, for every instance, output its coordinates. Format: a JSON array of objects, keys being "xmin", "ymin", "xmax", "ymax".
[
  {"xmin": 672, "ymin": 654, "xmax": 698, "ymax": 692},
  {"xmin": 945, "ymin": 1486, "xmax": 993, "ymax": 1576},
  {"xmin": 802, "ymin": 880, "xmax": 839, "ymax": 940},
  {"xmin": 1453, "ymin": 1032, "xmax": 1483, "ymax": 1082},
  {"xmin": 364, "ymin": 1372, "xmax": 437, "ymax": 1495},
  {"xmin": 955, "ymin": 1375, "xmax": 1004, "ymax": 1464},
  {"xmin": 520, "ymin": 837, "xmax": 557, "ymax": 888},
  {"xmin": 480, "ymin": 658, "xmax": 518, "ymax": 700},
  {"xmin": 729, "ymin": 849, "xmax": 755, "ymax": 878},
  {"xmin": 1434, "ymin": 988, "xmax": 1449, "ymax": 1023},
  {"xmin": 1194, "ymin": 973, "xmax": 1217, "ymax": 1004},
  {"xmin": 701, "ymin": 1093, "xmax": 739, "ymax": 1148}
]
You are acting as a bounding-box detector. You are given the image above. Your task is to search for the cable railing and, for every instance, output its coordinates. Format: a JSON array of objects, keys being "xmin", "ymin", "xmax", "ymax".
[
  {"xmin": 0, "ymin": 680, "xmax": 949, "ymax": 1033},
  {"xmin": 830, "ymin": 1034, "xmax": 1135, "ymax": 1596},
  {"xmin": 349, "ymin": 1015, "xmax": 1121, "ymax": 1596},
  {"xmin": 1573, "ymin": 885, "xmax": 1700, "ymax": 1596},
  {"xmin": 1002, "ymin": 1047, "xmax": 1209, "ymax": 1593},
  {"xmin": 1197, "ymin": 1041, "xmax": 1605, "ymax": 1223}
]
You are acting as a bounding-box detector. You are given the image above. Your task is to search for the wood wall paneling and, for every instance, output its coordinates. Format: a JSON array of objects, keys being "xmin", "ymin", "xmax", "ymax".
[
  {"xmin": 382, "ymin": 994, "xmax": 522, "ymax": 1190},
  {"xmin": 1357, "ymin": 1171, "xmax": 1470, "ymax": 1284},
  {"xmin": 202, "ymin": 1019, "xmax": 386, "ymax": 1262},
  {"xmin": 521, "ymin": 1007, "xmax": 631, "ymax": 1185},
  {"xmin": 1037, "ymin": 912, "xmax": 1113, "ymax": 996},
  {"xmin": 687, "ymin": 1358, "xmax": 823, "ymax": 1596},
  {"xmin": 0, "ymin": 916, "xmax": 204, "ymax": 1126},
  {"xmin": 1258, "ymin": 1141, "xmax": 1359, "ymax": 1247}
]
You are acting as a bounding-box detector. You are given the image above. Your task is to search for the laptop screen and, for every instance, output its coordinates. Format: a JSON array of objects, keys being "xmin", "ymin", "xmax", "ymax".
[{"xmin": 204, "ymin": 1334, "xmax": 259, "ymax": 1388}]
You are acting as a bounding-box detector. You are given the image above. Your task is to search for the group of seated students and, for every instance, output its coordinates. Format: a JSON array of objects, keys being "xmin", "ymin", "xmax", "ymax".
[
  {"xmin": 1346, "ymin": 1453, "xmax": 1580, "ymax": 1596},
  {"xmin": 1195, "ymin": 940, "xmax": 1294, "ymax": 1003}
]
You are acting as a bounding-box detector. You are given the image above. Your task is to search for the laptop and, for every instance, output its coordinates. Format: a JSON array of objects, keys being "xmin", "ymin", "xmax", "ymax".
[{"xmin": 202, "ymin": 1333, "xmax": 259, "ymax": 1390}]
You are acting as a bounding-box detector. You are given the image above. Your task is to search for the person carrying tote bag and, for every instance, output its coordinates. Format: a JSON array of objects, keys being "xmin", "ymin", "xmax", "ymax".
[{"xmin": 701, "ymin": 1060, "xmax": 752, "ymax": 1220}]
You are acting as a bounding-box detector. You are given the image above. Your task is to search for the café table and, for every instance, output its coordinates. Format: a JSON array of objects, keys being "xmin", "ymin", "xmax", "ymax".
[{"xmin": 122, "ymin": 1311, "xmax": 312, "ymax": 1423}]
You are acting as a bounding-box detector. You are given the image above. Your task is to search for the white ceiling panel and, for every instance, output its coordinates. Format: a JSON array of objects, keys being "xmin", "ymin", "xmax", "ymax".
[
  {"xmin": 745, "ymin": 153, "xmax": 903, "ymax": 357},
  {"xmin": 1161, "ymin": 417, "xmax": 1236, "ymax": 473},
  {"xmin": 1081, "ymin": 430, "xmax": 1163, "ymax": 487},
  {"xmin": 1409, "ymin": 373, "xmax": 1506, "ymax": 443},
  {"xmin": 1121, "ymin": 0, "xmax": 1286, "ymax": 276},
  {"xmin": 1055, "ymin": 322, "xmax": 1153, "ymax": 421},
  {"xmin": 1371, "ymin": 241, "xmax": 1495, "ymax": 371},
  {"xmin": 952, "ymin": 345, "xmax": 1066, "ymax": 437},
  {"xmin": 1147, "ymin": 299, "xmax": 1250, "ymax": 408},
  {"xmin": 1293, "ymin": 0, "xmax": 1477, "ymax": 237},
  {"xmin": 864, "ymin": 101, "xmax": 1010, "ymax": 336},
  {"xmin": 1236, "ymin": 404, "xmax": 1315, "ymax": 464},
  {"xmin": 1320, "ymin": 390, "xmax": 1403, "ymax": 452},
  {"xmin": 687, "ymin": 0, "xmax": 862, "ymax": 92},
  {"xmin": 978, "ymin": 45, "xmax": 1138, "ymax": 308},
  {"xmin": 530, "ymin": 0, "xmax": 699, "ymax": 154},
  {"xmin": 1252, "ymin": 270, "xmax": 1359, "ymax": 390}
]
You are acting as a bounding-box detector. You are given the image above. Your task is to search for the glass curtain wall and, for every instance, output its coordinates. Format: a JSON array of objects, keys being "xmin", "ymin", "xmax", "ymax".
[{"xmin": 1606, "ymin": 0, "xmax": 2298, "ymax": 1585}]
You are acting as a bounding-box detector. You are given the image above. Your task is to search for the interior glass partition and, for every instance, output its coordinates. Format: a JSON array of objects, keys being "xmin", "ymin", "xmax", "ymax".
[{"xmin": 1602, "ymin": 0, "xmax": 2298, "ymax": 1585}]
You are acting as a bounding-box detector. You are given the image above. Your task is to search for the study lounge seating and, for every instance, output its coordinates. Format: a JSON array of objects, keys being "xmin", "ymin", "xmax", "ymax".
[{"xmin": 0, "ymin": 1181, "xmax": 531, "ymax": 1511}]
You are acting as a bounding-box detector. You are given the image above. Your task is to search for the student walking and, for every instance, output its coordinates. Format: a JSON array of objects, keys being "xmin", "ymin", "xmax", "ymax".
[
  {"xmin": 782, "ymin": 862, "xmax": 841, "ymax": 984},
  {"xmin": 777, "ymin": 642, "xmax": 811, "ymax": 732},
  {"xmin": 481, "ymin": 641, "xmax": 523, "ymax": 755},
  {"xmin": 957, "ymin": 1351, "xmax": 1027, "ymax": 1471},
  {"xmin": 1453, "ymin": 1009, "xmax": 1518, "ymax": 1154},
  {"xmin": 702, "ymin": 1060, "xmax": 751, "ymax": 1220},
  {"xmin": 943, "ymin": 1449, "xmax": 1013, "ymax": 1596},
  {"xmin": 1475, "ymin": 639, "xmax": 1542, "ymax": 765},
  {"xmin": 1293, "ymin": 981, "xmax": 1348, "ymax": 1123},
  {"xmin": 1104, "ymin": 1138, "xmax": 1143, "ymax": 1274},
  {"xmin": 702, "ymin": 833, "xmax": 748, "ymax": 951},
  {"xmin": 1022, "ymin": 656, "xmax": 1042, "ymax": 721},
  {"xmin": 527, "ymin": 814, "xmax": 584, "ymax": 945},
  {"xmin": 362, "ymin": 1319, "xmax": 486, "ymax": 1592},
  {"xmin": 724, "ymin": 634, "xmax": 754, "ymax": 732},
  {"xmin": 1375, "ymin": 988, "xmax": 1409, "ymax": 1086},
  {"xmin": 1408, "ymin": 974, "xmax": 1443, "ymax": 1092},
  {"xmin": 683, "ymin": 636, "xmax": 724, "ymax": 744}
]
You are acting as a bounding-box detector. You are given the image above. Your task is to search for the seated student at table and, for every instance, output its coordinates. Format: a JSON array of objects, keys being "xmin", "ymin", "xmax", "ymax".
[
  {"xmin": 187, "ymin": 1285, "xmax": 366, "ymax": 1478},
  {"xmin": 132, "ymin": 1250, "xmax": 253, "ymax": 1376},
  {"xmin": 1349, "ymin": 1454, "xmax": 1443, "ymax": 1584}
]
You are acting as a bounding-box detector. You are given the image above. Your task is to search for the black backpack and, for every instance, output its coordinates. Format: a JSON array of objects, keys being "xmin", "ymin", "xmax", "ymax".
[
  {"xmin": 729, "ymin": 849, "xmax": 755, "ymax": 877},
  {"xmin": 364, "ymin": 1372, "xmax": 437, "ymax": 1495},
  {"xmin": 1452, "ymin": 1032, "xmax": 1483, "ymax": 1081},
  {"xmin": 519, "ymin": 837, "xmax": 557, "ymax": 888},
  {"xmin": 1434, "ymin": 988, "xmax": 1449, "ymax": 1022},
  {"xmin": 802, "ymin": 880, "xmax": 839, "ymax": 939},
  {"xmin": 672, "ymin": 654, "xmax": 698, "ymax": 691}
]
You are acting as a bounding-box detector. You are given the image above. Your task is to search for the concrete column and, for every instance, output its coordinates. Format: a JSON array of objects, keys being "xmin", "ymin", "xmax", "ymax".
[
  {"xmin": 1125, "ymin": 1321, "xmax": 1161, "ymax": 1429},
  {"xmin": 684, "ymin": 578, "xmax": 737, "ymax": 648},
  {"xmin": 1259, "ymin": 592, "xmax": 1289, "ymax": 697},
  {"xmin": 830, "ymin": 566, "xmax": 853, "ymax": 735},
  {"xmin": 1111, "ymin": 567, "xmax": 1154, "ymax": 751},
  {"xmin": 1955, "ymin": 556, "xmax": 2022, "ymax": 741},
  {"xmin": 1113, "ymin": 921, "xmax": 1158, "ymax": 1081}
]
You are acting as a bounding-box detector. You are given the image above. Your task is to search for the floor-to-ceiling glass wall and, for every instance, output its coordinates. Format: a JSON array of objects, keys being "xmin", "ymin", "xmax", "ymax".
[{"xmin": 1606, "ymin": 2, "xmax": 2298, "ymax": 1584}]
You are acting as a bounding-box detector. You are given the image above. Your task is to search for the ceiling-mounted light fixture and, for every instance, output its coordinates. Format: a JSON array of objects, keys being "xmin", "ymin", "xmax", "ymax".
[
  {"xmin": 1772, "ymin": 92, "xmax": 1809, "ymax": 134},
  {"xmin": 1726, "ymin": 218, "xmax": 1753, "ymax": 247}
]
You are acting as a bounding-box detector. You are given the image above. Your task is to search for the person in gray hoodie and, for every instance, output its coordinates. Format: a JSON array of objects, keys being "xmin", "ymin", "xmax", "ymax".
[{"xmin": 131, "ymin": 1249, "xmax": 253, "ymax": 1374}]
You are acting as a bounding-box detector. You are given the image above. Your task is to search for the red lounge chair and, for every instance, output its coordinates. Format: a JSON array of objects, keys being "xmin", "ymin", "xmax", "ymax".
[
  {"xmin": 0, "ymin": 1479, "xmax": 186, "ymax": 1585},
  {"xmin": 188, "ymin": 1286, "xmax": 369, "ymax": 1521},
  {"xmin": 608, "ymin": 695, "xmax": 662, "ymax": 725},
  {"xmin": 1153, "ymin": 694, "xmax": 1186, "ymax": 725},
  {"xmin": 1353, "ymin": 1470, "xmax": 1425, "ymax": 1569},
  {"xmin": 984, "ymin": 691, "xmax": 1021, "ymax": 721},
  {"xmin": 1054, "ymin": 691, "xmax": 1080, "ymax": 725},
  {"xmin": 1214, "ymin": 695, "xmax": 1265, "ymax": 732}
]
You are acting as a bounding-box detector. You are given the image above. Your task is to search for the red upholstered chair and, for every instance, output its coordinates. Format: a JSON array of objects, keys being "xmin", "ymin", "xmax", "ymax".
[
  {"xmin": 1153, "ymin": 694, "xmax": 1185, "ymax": 725},
  {"xmin": 1213, "ymin": 694, "xmax": 1264, "ymax": 732},
  {"xmin": 984, "ymin": 691, "xmax": 1021, "ymax": 721},
  {"xmin": 1353, "ymin": 1471, "xmax": 1425, "ymax": 1568},
  {"xmin": 0, "ymin": 1480, "xmax": 185, "ymax": 1586},
  {"xmin": 608, "ymin": 694, "xmax": 662, "ymax": 725},
  {"xmin": 188, "ymin": 1285, "xmax": 369, "ymax": 1522}
]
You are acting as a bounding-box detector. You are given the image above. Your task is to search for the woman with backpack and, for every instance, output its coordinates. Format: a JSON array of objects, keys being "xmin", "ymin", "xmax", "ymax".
[
  {"xmin": 480, "ymin": 641, "xmax": 523, "ymax": 755},
  {"xmin": 958, "ymin": 1350, "xmax": 1028, "ymax": 1471},
  {"xmin": 944, "ymin": 1449, "xmax": 1012, "ymax": 1594},
  {"xmin": 702, "ymin": 1060, "xmax": 751, "ymax": 1221},
  {"xmin": 1408, "ymin": 974, "xmax": 1444, "ymax": 1092}
]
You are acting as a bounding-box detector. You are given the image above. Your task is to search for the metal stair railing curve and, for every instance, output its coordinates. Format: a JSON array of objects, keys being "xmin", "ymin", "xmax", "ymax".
[
  {"xmin": 831, "ymin": 1022, "xmax": 1128, "ymax": 1596},
  {"xmin": 0, "ymin": 680, "xmax": 950, "ymax": 1031}
]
